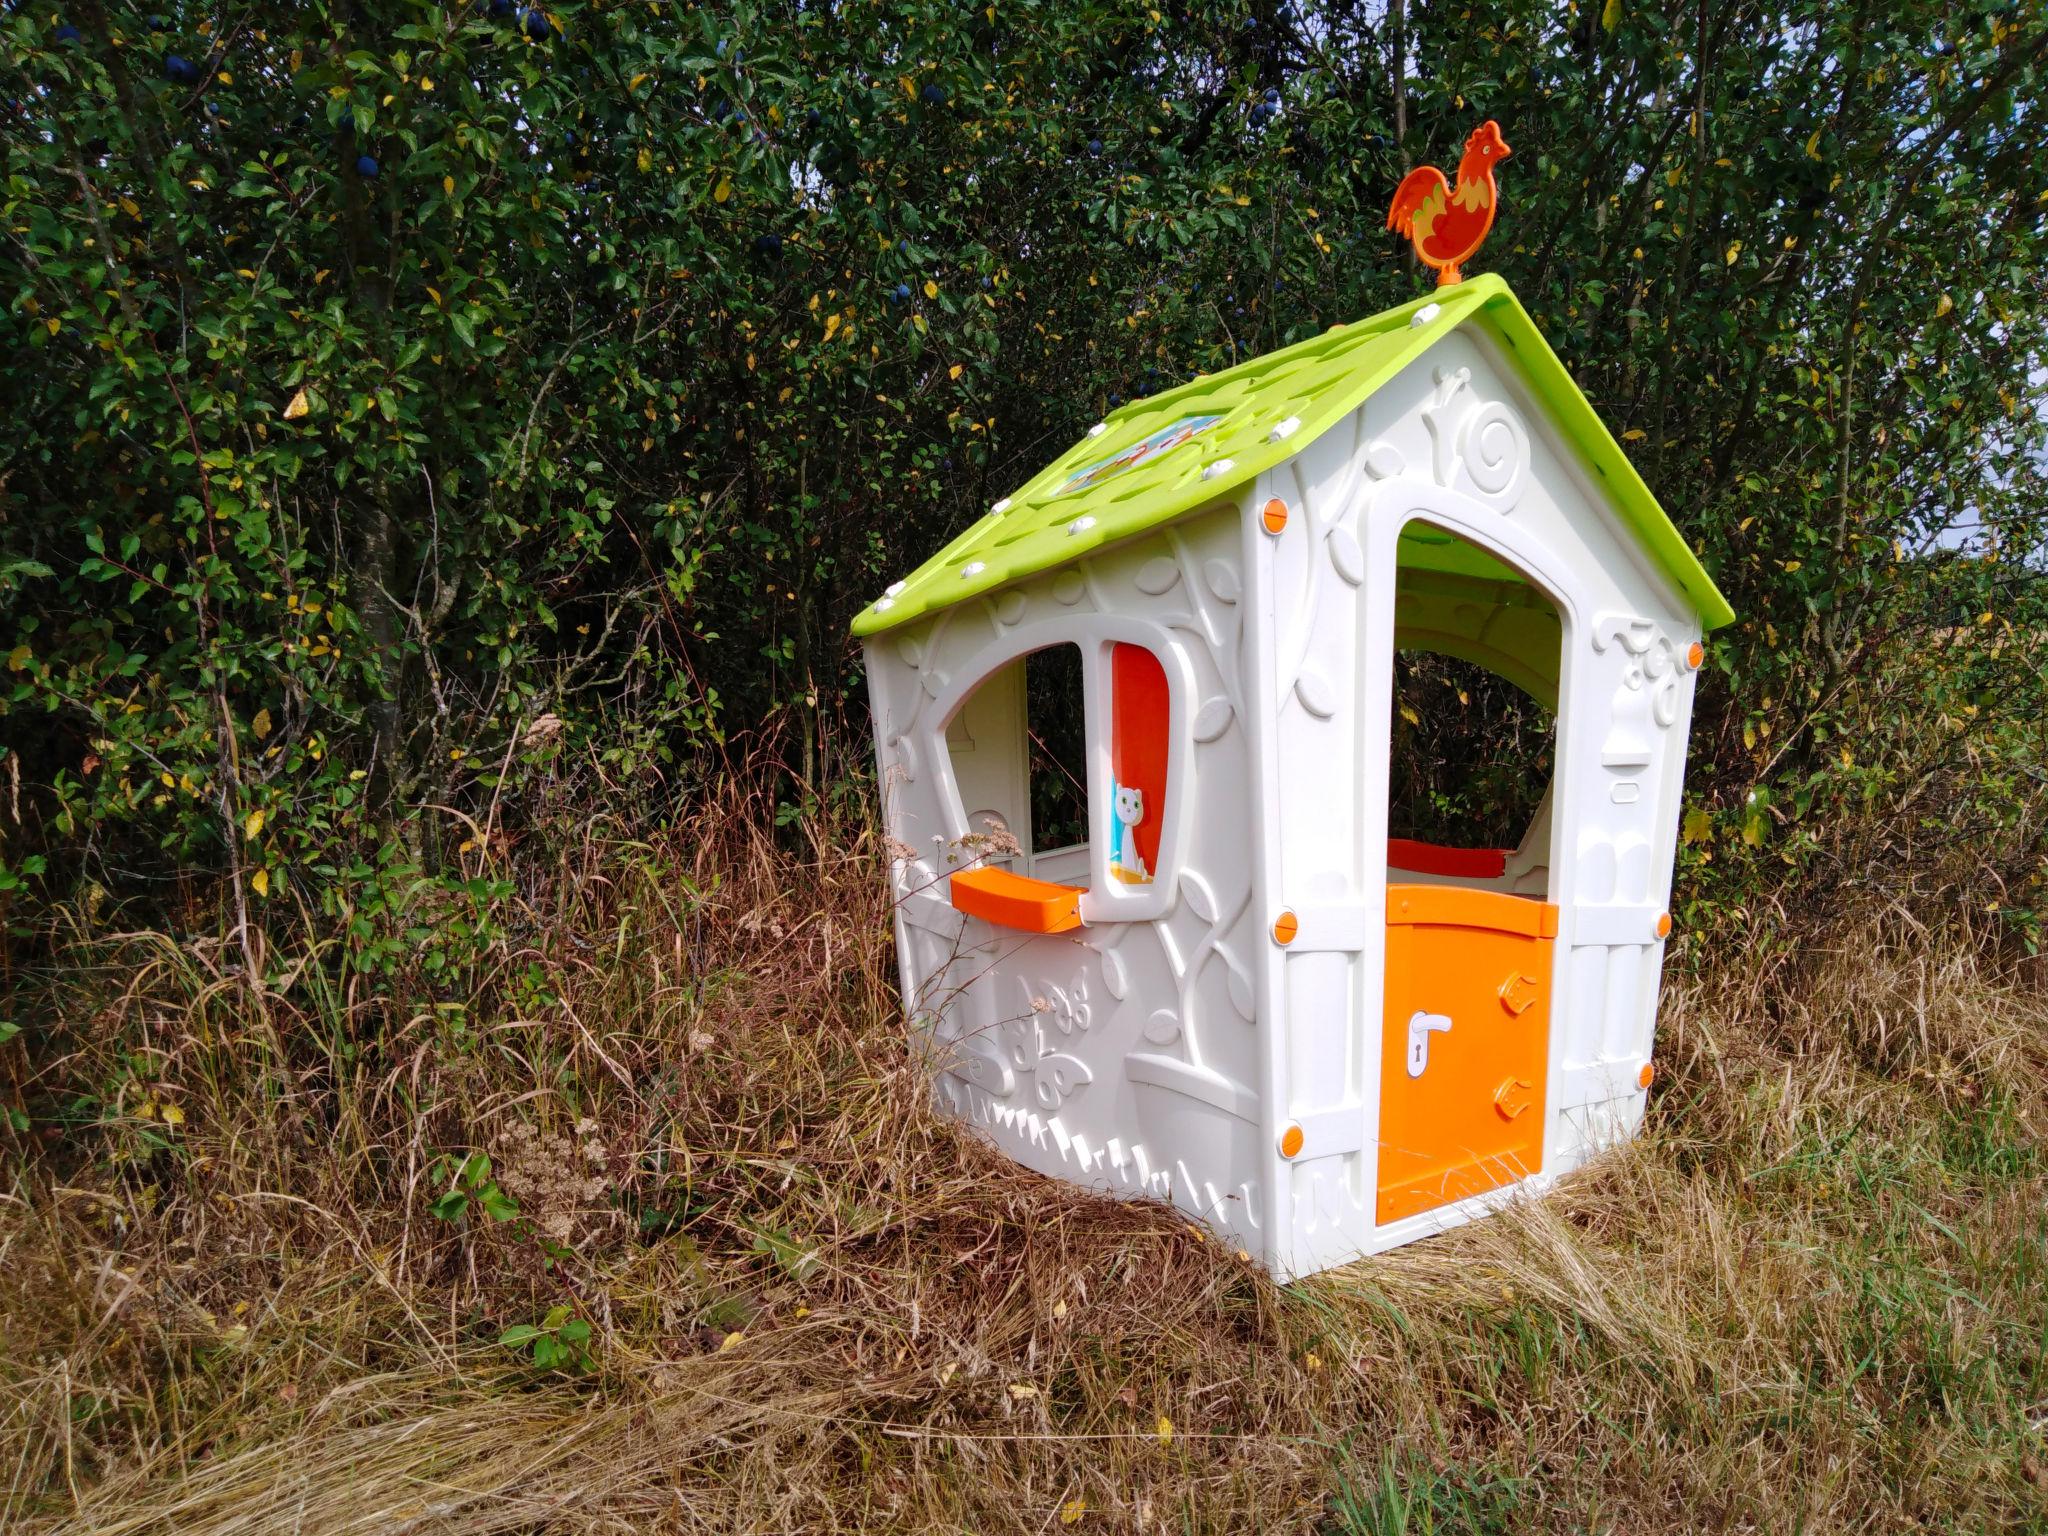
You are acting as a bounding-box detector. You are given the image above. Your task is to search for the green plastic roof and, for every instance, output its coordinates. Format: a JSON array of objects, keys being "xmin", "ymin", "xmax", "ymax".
[{"xmin": 852, "ymin": 274, "xmax": 1734, "ymax": 638}]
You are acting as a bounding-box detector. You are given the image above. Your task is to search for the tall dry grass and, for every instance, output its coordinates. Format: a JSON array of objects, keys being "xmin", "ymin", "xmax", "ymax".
[{"xmin": 2, "ymin": 790, "xmax": 2045, "ymax": 1533}]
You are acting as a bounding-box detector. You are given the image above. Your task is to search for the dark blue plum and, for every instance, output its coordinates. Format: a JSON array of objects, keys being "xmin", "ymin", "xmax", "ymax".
[
  {"xmin": 1087, "ymin": 138, "xmax": 1101, "ymax": 156},
  {"xmin": 753, "ymin": 233, "xmax": 782, "ymax": 258},
  {"xmin": 920, "ymin": 83, "xmax": 946, "ymax": 105},
  {"xmin": 356, "ymin": 154, "xmax": 379, "ymax": 177},
  {"xmin": 164, "ymin": 54, "xmax": 199, "ymax": 86},
  {"xmin": 522, "ymin": 8, "xmax": 549, "ymax": 40},
  {"xmin": 53, "ymin": 23, "xmax": 81, "ymax": 42}
]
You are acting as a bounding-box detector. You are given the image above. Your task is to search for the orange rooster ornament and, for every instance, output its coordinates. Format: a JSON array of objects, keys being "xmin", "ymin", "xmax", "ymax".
[{"xmin": 1386, "ymin": 120, "xmax": 1512, "ymax": 287}]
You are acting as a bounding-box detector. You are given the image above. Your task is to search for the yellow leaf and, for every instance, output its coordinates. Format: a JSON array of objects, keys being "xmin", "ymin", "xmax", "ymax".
[
  {"xmin": 923, "ymin": 279, "xmax": 937, "ymax": 298},
  {"xmin": 713, "ymin": 176, "xmax": 732, "ymax": 203},
  {"xmin": 44, "ymin": 318, "xmax": 59, "ymax": 336},
  {"xmin": 426, "ymin": 285, "xmax": 442, "ymax": 306},
  {"xmin": 1724, "ymin": 241, "xmax": 1742, "ymax": 265},
  {"xmin": 719, "ymin": 1330, "xmax": 745, "ymax": 1352},
  {"xmin": 118, "ymin": 196, "xmax": 140, "ymax": 218},
  {"xmin": 824, "ymin": 313, "xmax": 842, "ymax": 340},
  {"xmin": 1934, "ymin": 292, "xmax": 1953, "ymax": 318},
  {"xmin": 912, "ymin": 313, "xmax": 927, "ymax": 334},
  {"xmin": 1742, "ymin": 721, "xmax": 1757, "ymax": 750},
  {"xmin": 420, "ymin": 76, "xmax": 434, "ymax": 91},
  {"xmin": 161, "ymin": 1104, "xmax": 186, "ymax": 1126},
  {"xmin": 948, "ymin": 363, "xmax": 963, "ymax": 380},
  {"xmin": 1805, "ymin": 130, "xmax": 1823, "ymax": 160},
  {"xmin": 1782, "ymin": 559, "xmax": 1802, "ymax": 572},
  {"xmin": 1621, "ymin": 428, "xmax": 1646, "ymax": 441},
  {"xmin": 1059, "ymin": 1499, "xmax": 1087, "ymax": 1525},
  {"xmin": 5, "ymin": 644, "xmax": 30, "ymax": 672},
  {"xmin": 637, "ymin": 146, "xmax": 652, "ymax": 173},
  {"xmin": 251, "ymin": 867, "xmax": 270, "ymax": 897},
  {"xmin": 244, "ymin": 808, "xmax": 265, "ymax": 840},
  {"xmin": 1398, "ymin": 702, "xmax": 1420, "ymax": 726},
  {"xmin": 217, "ymin": 70, "xmax": 232, "ymax": 84},
  {"xmin": 1681, "ymin": 807, "xmax": 1711, "ymax": 844},
  {"xmin": 443, "ymin": 175, "xmax": 455, "ymax": 196},
  {"xmin": 1007, "ymin": 1383, "xmax": 1038, "ymax": 1400},
  {"xmin": 283, "ymin": 388, "xmax": 310, "ymax": 420},
  {"xmin": 630, "ymin": 73, "xmax": 648, "ymax": 90},
  {"xmin": 1156, "ymin": 1415, "xmax": 1173, "ymax": 1446},
  {"xmin": 1601, "ymin": 0, "xmax": 1622, "ymax": 30},
  {"xmin": 252, "ymin": 708, "xmax": 272, "ymax": 740}
]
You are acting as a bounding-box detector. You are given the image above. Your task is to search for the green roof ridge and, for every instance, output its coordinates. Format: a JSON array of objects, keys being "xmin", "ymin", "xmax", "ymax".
[{"xmin": 853, "ymin": 275, "xmax": 1733, "ymax": 637}]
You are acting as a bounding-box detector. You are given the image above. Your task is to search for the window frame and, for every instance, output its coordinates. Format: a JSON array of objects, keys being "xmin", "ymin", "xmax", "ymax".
[{"xmin": 928, "ymin": 616, "xmax": 1195, "ymax": 928}]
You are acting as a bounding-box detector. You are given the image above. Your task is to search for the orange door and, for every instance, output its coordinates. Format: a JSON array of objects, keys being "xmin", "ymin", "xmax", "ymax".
[{"xmin": 1376, "ymin": 885, "xmax": 1557, "ymax": 1224}]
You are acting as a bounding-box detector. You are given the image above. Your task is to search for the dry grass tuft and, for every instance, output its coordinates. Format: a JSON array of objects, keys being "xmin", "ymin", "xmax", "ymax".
[{"xmin": 3, "ymin": 797, "xmax": 2046, "ymax": 1532}]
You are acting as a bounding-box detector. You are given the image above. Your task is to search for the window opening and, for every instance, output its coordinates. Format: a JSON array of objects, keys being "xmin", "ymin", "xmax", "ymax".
[
  {"xmin": 1024, "ymin": 645, "xmax": 1088, "ymax": 857},
  {"xmin": 1389, "ymin": 524, "xmax": 1562, "ymax": 890},
  {"xmin": 1108, "ymin": 643, "xmax": 1168, "ymax": 884}
]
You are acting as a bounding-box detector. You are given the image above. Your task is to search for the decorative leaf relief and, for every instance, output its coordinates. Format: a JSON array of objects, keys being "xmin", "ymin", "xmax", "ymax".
[
  {"xmin": 920, "ymin": 667, "xmax": 949, "ymax": 699},
  {"xmin": 895, "ymin": 635, "xmax": 924, "ymax": 668},
  {"xmin": 1203, "ymin": 559, "xmax": 1241, "ymax": 604},
  {"xmin": 1135, "ymin": 556, "xmax": 1182, "ymax": 595},
  {"xmin": 952, "ymin": 1038, "xmax": 1015, "ymax": 1096},
  {"xmin": 1192, "ymin": 696, "xmax": 1234, "ymax": 742},
  {"xmin": 1293, "ymin": 669, "xmax": 1337, "ymax": 719},
  {"xmin": 1364, "ymin": 441, "xmax": 1406, "ymax": 480},
  {"xmin": 1143, "ymin": 1008, "xmax": 1182, "ymax": 1045},
  {"xmin": 1327, "ymin": 526, "xmax": 1365, "ymax": 586},
  {"xmin": 1225, "ymin": 955, "xmax": 1256, "ymax": 1021},
  {"xmin": 1099, "ymin": 945, "xmax": 1128, "ymax": 1001},
  {"xmin": 1034, "ymin": 1052, "xmax": 1093, "ymax": 1111},
  {"xmin": 1179, "ymin": 868, "xmax": 1220, "ymax": 924},
  {"xmin": 891, "ymin": 734, "xmax": 921, "ymax": 783},
  {"xmin": 1052, "ymin": 570, "xmax": 1086, "ymax": 605},
  {"xmin": 993, "ymin": 590, "xmax": 1027, "ymax": 625}
]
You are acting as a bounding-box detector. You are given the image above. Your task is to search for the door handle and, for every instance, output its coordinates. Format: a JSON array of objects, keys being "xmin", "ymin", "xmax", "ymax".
[{"xmin": 1405, "ymin": 1011, "xmax": 1453, "ymax": 1078}]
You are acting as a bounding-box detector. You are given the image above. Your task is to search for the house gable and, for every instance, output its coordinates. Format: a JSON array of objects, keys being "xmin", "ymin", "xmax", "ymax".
[{"xmin": 853, "ymin": 275, "xmax": 1733, "ymax": 640}]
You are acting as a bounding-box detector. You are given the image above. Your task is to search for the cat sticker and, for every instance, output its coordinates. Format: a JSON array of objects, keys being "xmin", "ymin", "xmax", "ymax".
[{"xmin": 1109, "ymin": 780, "xmax": 1151, "ymax": 884}]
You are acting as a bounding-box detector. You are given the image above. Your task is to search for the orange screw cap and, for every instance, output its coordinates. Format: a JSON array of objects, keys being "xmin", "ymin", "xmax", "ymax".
[
  {"xmin": 1638, "ymin": 1062, "xmax": 1656, "ymax": 1089},
  {"xmin": 1279, "ymin": 1124, "xmax": 1305, "ymax": 1158},
  {"xmin": 1272, "ymin": 910, "xmax": 1299, "ymax": 945},
  {"xmin": 1261, "ymin": 497, "xmax": 1289, "ymax": 534},
  {"xmin": 1654, "ymin": 911, "xmax": 1673, "ymax": 939},
  {"xmin": 1686, "ymin": 641, "xmax": 1705, "ymax": 669}
]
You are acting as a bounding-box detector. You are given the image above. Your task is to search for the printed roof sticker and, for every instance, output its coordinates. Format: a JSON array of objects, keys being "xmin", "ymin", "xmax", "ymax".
[{"xmin": 1057, "ymin": 414, "xmax": 1224, "ymax": 497}]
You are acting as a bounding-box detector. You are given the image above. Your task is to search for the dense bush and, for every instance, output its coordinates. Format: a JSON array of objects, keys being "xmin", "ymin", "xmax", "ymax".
[{"xmin": 2, "ymin": 0, "xmax": 2045, "ymax": 942}]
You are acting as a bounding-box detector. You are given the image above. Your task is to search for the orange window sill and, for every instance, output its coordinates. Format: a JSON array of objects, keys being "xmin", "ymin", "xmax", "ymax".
[{"xmin": 949, "ymin": 865, "xmax": 1084, "ymax": 933}]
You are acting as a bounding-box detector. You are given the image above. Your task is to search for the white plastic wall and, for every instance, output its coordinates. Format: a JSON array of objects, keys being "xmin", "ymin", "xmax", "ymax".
[{"xmin": 865, "ymin": 501, "xmax": 1270, "ymax": 1256}]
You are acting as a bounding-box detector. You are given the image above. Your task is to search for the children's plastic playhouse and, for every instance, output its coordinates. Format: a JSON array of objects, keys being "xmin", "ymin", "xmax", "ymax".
[{"xmin": 855, "ymin": 271, "xmax": 1733, "ymax": 1280}]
